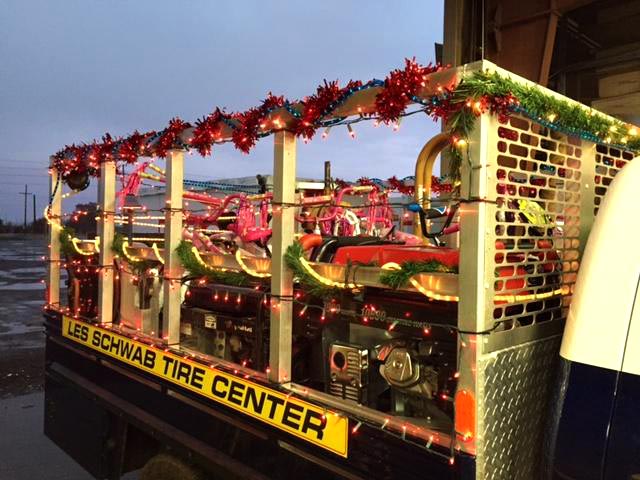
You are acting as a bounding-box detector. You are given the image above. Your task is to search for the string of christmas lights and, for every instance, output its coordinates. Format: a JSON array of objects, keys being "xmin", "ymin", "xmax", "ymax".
[
  {"xmin": 43, "ymin": 274, "xmax": 496, "ymax": 462},
  {"xmin": 49, "ymin": 58, "xmax": 640, "ymax": 187}
]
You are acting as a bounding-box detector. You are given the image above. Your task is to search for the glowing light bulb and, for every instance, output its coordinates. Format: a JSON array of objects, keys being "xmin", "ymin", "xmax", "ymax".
[{"xmin": 347, "ymin": 124, "xmax": 356, "ymax": 139}]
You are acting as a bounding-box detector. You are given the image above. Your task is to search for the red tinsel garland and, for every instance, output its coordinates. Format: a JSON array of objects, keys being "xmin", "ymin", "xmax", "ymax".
[
  {"xmin": 86, "ymin": 143, "xmax": 102, "ymax": 171},
  {"xmin": 332, "ymin": 175, "xmax": 453, "ymax": 196},
  {"xmin": 155, "ymin": 118, "xmax": 190, "ymax": 158},
  {"xmin": 431, "ymin": 176, "xmax": 453, "ymax": 195},
  {"xmin": 98, "ymin": 133, "xmax": 116, "ymax": 165},
  {"xmin": 375, "ymin": 58, "xmax": 443, "ymax": 124},
  {"xmin": 333, "ymin": 178, "xmax": 350, "ymax": 190},
  {"xmin": 490, "ymin": 94, "xmax": 519, "ymax": 123},
  {"xmin": 50, "ymin": 59, "xmax": 489, "ymax": 179},
  {"xmin": 356, "ymin": 176, "xmax": 375, "ymax": 187},
  {"xmin": 387, "ymin": 176, "xmax": 414, "ymax": 195},
  {"xmin": 191, "ymin": 109, "xmax": 228, "ymax": 157},
  {"xmin": 232, "ymin": 93, "xmax": 285, "ymax": 153},
  {"xmin": 68, "ymin": 145, "xmax": 88, "ymax": 175},
  {"xmin": 118, "ymin": 131, "xmax": 150, "ymax": 164},
  {"xmin": 294, "ymin": 80, "xmax": 363, "ymax": 140}
]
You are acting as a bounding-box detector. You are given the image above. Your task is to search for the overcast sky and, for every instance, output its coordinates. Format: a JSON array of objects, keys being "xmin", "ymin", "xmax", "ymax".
[{"xmin": 0, "ymin": 0, "xmax": 443, "ymax": 222}]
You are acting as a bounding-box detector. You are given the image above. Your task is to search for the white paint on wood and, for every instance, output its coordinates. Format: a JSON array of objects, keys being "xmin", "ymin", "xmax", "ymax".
[
  {"xmin": 269, "ymin": 131, "xmax": 297, "ymax": 383},
  {"xmin": 48, "ymin": 161, "xmax": 61, "ymax": 307},
  {"xmin": 162, "ymin": 150, "xmax": 184, "ymax": 345},
  {"xmin": 98, "ymin": 160, "xmax": 116, "ymax": 324}
]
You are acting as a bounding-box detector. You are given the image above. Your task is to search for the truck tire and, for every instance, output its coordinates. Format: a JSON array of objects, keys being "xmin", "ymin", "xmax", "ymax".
[{"xmin": 139, "ymin": 453, "xmax": 207, "ymax": 480}]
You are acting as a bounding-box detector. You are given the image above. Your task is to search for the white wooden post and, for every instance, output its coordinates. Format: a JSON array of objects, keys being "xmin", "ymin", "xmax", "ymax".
[
  {"xmin": 269, "ymin": 131, "xmax": 297, "ymax": 383},
  {"xmin": 162, "ymin": 150, "xmax": 184, "ymax": 345},
  {"xmin": 47, "ymin": 161, "xmax": 62, "ymax": 308},
  {"xmin": 98, "ymin": 159, "xmax": 116, "ymax": 324}
]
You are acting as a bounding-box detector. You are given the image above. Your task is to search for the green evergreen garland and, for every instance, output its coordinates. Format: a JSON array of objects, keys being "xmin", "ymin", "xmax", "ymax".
[
  {"xmin": 176, "ymin": 240, "xmax": 251, "ymax": 286},
  {"xmin": 112, "ymin": 233, "xmax": 159, "ymax": 275},
  {"xmin": 443, "ymin": 70, "xmax": 640, "ymax": 179},
  {"xmin": 459, "ymin": 71, "xmax": 634, "ymax": 146},
  {"xmin": 284, "ymin": 241, "xmax": 345, "ymax": 299},
  {"xmin": 379, "ymin": 260, "xmax": 458, "ymax": 290},
  {"xmin": 59, "ymin": 226, "xmax": 78, "ymax": 258}
]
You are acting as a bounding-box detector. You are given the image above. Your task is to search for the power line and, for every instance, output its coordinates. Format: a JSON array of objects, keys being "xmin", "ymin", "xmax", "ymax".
[
  {"xmin": 0, "ymin": 181, "xmax": 49, "ymax": 185},
  {"xmin": 0, "ymin": 160, "xmax": 47, "ymax": 165},
  {"xmin": 1, "ymin": 173, "xmax": 50, "ymax": 178},
  {"xmin": 0, "ymin": 166, "xmax": 47, "ymax": 170},
  {"xmin": 0, "ymin": 182, "xmax": 49, "ymax": 186}
]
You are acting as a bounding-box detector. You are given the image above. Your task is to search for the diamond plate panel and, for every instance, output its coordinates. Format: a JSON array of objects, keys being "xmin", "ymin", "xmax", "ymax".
[{"xmin": 476, "ymin": 336, "xmax": 562, "ymax": 480}]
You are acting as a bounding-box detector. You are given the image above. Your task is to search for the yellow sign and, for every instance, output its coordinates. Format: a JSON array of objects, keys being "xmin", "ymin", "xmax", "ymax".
[{"xmin": 62, "ymin": 316, "xmax": 348, "ymax": 457}]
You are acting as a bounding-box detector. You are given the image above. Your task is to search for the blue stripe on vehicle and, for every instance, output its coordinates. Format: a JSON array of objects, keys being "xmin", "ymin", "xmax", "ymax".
[
  {"xmin": 602, "ymin": 370, "xmax": 640, "ymax": 479},
  {"xmin": 548, "ymin": 359, "xmax": 616, "ymax": 480}
]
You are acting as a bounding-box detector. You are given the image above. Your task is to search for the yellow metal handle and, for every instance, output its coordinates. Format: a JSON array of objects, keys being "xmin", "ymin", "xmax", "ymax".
[{"xmin": 413, "ymin": 133, "xmax": 451, "ymax": 237}]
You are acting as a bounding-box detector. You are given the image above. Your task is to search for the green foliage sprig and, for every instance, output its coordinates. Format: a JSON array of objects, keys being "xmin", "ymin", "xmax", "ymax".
[
  {"xmin": 284, "ymin": 241, "xmax": 344, "ymax": 299},
  {"xmin": 59, "ymin": 226, "xmax": 78, "ymax": 258},
  {"xmin": 379, "ymin": 260, "xmax": 458, "ymax": 290},
  {"xmin": 176, "ymin": 240, "xmax": 250, "ymax": 286},
  {"xmin": 112, "ymin": 233, "xmax": 159, "ymax": 275}
]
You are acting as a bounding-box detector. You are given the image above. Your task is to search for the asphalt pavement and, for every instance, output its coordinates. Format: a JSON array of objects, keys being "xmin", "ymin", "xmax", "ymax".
[
  {"xmin": 0, "ymin": 392, "xmax": 97, "ymax": 480},
  {"xmin": 0, "ymin": 235, "xmax": 138, "ymax": 479}
]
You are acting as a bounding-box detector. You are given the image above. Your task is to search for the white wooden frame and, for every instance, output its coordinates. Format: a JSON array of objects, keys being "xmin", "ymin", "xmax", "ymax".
[
  {"xmin": 268, "ymin": 131, "xmax": 297, "ymax": 383},
  {"xmin": 97, "ymin": 159, "xmax": 116, "ymax": 324},
  {"xmin": 47, "ymin": 160, "xmax": 62, "ymax": 308},
  {"xmin": 162, "ymin": 150, "xmax": 185, "ymax": 345}
]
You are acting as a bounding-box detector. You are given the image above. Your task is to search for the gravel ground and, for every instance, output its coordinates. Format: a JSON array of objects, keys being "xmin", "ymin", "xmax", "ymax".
[{"xmin": 0, "ymin": 392, "xmax": 95, "ymax": 479}]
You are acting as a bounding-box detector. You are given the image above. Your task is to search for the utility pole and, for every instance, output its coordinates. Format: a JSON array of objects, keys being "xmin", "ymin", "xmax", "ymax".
[
  {"xmin": 19, "ymin": 184, "xmax": 29, "ymax": 229},
  {"xmin": 32, "ymin": 194, "xmax": 36, "ymax": 227},
  {"xmin": 323, "ymin": 161, "xmax": 332, "ymax": 194}
]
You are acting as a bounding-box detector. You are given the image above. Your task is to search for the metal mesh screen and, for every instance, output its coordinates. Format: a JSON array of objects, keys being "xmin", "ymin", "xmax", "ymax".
[
  {"xmin": 491, "ymin": 114, "xmax": 582, "ymax": 331},
  {"xmin": 594, "ymin": 144, "xmax": 634, "ymax": 214}
]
